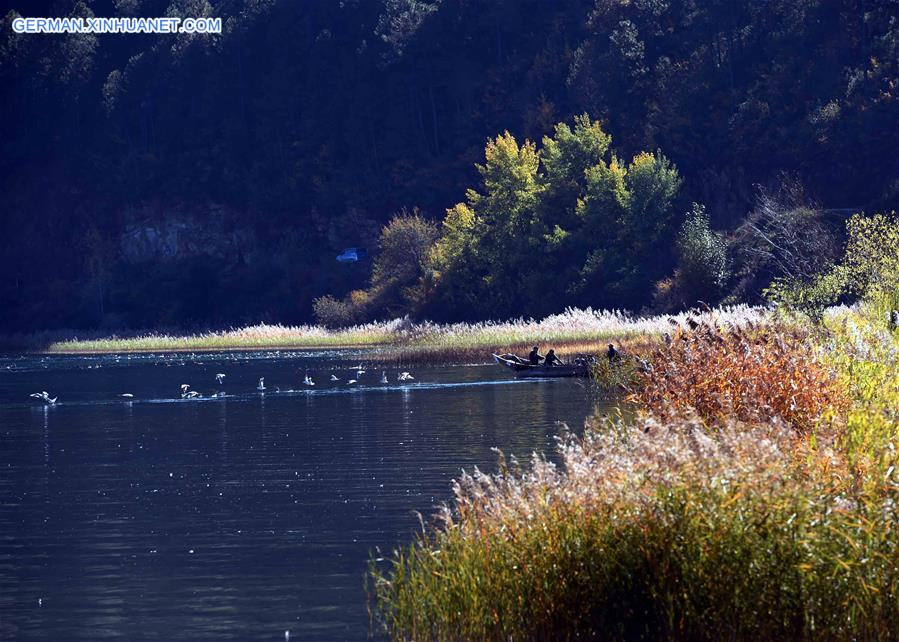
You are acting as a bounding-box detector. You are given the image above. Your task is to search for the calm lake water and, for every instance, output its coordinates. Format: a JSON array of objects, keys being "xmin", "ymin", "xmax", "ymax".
[{"xmin": 0, "ymin": 351, "xmax": 602, "ymax": 641}]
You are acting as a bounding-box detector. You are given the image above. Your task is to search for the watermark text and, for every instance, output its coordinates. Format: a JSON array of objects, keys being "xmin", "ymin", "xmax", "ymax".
[{"xmin": 11, "ymin": 16, "xmax": 222, "ymax": 34}]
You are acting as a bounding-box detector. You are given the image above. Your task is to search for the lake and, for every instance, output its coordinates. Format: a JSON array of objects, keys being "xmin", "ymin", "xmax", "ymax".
[{"xmin": 0, "ymin": 351, "xmax": 602, "ymax": 640}]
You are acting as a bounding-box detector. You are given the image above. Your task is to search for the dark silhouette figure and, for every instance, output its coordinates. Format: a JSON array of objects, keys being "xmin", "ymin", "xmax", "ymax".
[
  {"xmin": 607, "ymin": 343, "xmax": 621, "ymax": 363},
  {"xmin": 890, "ymin": 310, "xmax": 899, "ymax": 332},
  {"xmin": 528, "ymin": 346, "xmax": 543, "ymax": 366},
  {"xmin": 545, "ymin": 349, "xmax": 562, "ymax": 367}
]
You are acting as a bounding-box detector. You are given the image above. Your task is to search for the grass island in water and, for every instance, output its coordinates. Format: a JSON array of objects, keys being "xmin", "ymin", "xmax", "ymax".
[{"xmin": 11, "ymin": 305, "xmax": 769, "ymax": 365}]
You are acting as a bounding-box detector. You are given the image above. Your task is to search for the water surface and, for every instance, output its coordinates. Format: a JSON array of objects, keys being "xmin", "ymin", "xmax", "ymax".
[{"xmin": 0, "ymin": 351, "xmax": 602, "ymax": 640}]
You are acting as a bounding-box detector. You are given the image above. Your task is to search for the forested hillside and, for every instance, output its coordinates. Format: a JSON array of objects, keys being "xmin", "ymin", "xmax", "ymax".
[{"xmin": 1, "ymin": 0, "xmax": 897, "ymax": 331}]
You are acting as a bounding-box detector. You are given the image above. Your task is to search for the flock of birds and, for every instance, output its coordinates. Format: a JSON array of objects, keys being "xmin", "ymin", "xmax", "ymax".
[{"xmin": 28, "ymin": 365, "xmax": 415, "ymax": 405}]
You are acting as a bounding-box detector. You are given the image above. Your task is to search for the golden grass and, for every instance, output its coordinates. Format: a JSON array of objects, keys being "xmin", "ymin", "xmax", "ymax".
[
  {"xmin": 370, "ymin": 305, "xmax": 899, "ymax": 641},
  {"xmin": 632, "ymin": 321, "xmax": 848, "ymax": 433},
  {"xmin": 15, "ymin": 305, "xmax": 769, "ymax": 363}
]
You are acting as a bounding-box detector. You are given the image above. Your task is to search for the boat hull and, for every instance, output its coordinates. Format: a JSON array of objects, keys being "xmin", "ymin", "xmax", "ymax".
[{"xmin": 492, "ymin": 354, "xmax": 590, "ymax": 378}]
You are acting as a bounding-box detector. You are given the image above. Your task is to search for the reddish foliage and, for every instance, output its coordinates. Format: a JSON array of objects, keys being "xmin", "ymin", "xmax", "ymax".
[{"xmin": 632, "ymin": 321, "xmax": 847, "ymax": 432}]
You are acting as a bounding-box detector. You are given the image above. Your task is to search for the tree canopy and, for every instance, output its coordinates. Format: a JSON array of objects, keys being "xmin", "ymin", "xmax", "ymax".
[{"xmin": 1, "ymin": 0, "xmax": 896, "ymax": 330}]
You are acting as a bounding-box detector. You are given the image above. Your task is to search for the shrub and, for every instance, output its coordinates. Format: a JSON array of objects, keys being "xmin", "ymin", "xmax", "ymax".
[{"xmin": 312, "ymin": 294, "xmax": 362, "ymax": 328}]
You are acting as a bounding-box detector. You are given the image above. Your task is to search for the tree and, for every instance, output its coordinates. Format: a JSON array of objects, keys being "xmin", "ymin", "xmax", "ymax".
[
  {"xmin": 732, "ymin": 177, "xmax": 839, "ymax": 301},
  {"xmin": 369, "ymin": 209, "xmax": 438, "ymax": 316},
  {"xmin": 672, "ymin": 203, "xmax": 729, "ymax": 304},
  {"xmin": 766, "ymin": 211, "xmax": 899, "ymax": 322},
  {"xmin": 431, "ymin": 131, "xmax": 543, "ymax": 317}
]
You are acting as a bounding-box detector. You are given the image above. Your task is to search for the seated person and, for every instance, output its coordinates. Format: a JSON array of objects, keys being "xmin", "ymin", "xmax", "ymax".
[
  {"xmin": 528, "ymin": 346, "xmax": 544, "ymax": 365},
  {"xmin": 607, "ymin": 343, "xmax": 621, "ymax": 363},
  {"xmin": 544, "ymin": 349, "xmax": 563, "ymax": 367}
]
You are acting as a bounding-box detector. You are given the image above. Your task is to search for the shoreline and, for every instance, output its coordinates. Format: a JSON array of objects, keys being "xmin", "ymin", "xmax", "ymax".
[{"xmin": 0, "ymin": 305, "xmax": 771, "ymax": 361}]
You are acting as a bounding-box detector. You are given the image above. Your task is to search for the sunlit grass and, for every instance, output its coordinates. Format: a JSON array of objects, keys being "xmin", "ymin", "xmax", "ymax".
[
  {"xmin": 370, "ymin": 302, "xmax": 899, "ymax": 640},
  {"xmin": 23, "ymin": 305, "xmax": 770, "ymax": 362}
]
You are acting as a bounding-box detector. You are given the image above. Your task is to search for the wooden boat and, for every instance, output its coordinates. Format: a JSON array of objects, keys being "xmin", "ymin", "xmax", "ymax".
[{"xmin": 492, "ymin": 354, "xmax": 591, "ymax": 378}]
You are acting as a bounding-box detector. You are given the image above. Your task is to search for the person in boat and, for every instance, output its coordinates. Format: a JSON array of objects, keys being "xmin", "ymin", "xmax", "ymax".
[
  {"xmin": 607, "ymin": 343, "xmax": 621, "ymax": 363},
  {"xmin": 544, "ymin": 349, "xmax": 563, "ymax": 367},
  {"xmin": 528, "ymin": 346, "xmax": 544, "ymax": 366}
]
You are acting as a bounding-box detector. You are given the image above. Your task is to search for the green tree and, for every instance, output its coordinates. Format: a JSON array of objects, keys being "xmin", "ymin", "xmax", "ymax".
[
  {"xmin": 432, "ymin": 131, "xmax": 542, "ymax": 317},
  {"xmin": 675, "ymin": 203, "xmax": 729, "ymax": 300},
  {"xmin": 369, "ymin": 209, "xmax": 438, "ymax": 316}
]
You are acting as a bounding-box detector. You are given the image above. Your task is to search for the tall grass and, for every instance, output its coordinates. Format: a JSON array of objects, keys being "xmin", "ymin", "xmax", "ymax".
[
  {"xmin": 370, "ymin": 414, "xmax": 899, "ymax": 640},
  {"xmin": 20, "ymin": 305, "xmax": 769, "ymax": 360},
  {"xmin": 823, "ymin": 303, "xmax": 899, "ymax": 475},
  {"xmin": 632, "ymin": 320, "xmax": 848, "ymax": 432},
  {"xmin": 370, "ymin": 309, "xmax": 899, "ymax": 640}
]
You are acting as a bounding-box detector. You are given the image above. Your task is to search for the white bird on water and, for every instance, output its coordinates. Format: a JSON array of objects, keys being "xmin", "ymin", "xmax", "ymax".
[
  {"xmin": 215, "ymin": 373, "xmax": 226, "ymax": 384},
  {"xmin": 398, "ymin": 372, "xmax": 414, "ymax": 381},
  {"xmin": 257, "ymin": 377, "xmax": 266, "ymax": 391},
  {"xmin": 181, "ymin": 384, "xmax": 190, "ymax": 395},
  {"xmin": 118, "ymin": 393, "xmax": 134, "ymax": 398},
  {"xmin": 183, "ymin": 390, "xmax": 200, "ymax": 399},
  {"xmin": 329, "ymin": 374, "xmax": 340, "ymax": 381},
  {"xmin": 347, "ymin": 379, "xmax": 357, "ymax": 385},
  {"xmin": 30, "ymin": 391, "xmax": 57, "ymax": 404},
  {"xmin": 380, "ymin": 371, "xmax": 388, "ymax": 384},
  {"xmin": 303, "ymin": 374, "xmax": 315, "ymax": 386}
]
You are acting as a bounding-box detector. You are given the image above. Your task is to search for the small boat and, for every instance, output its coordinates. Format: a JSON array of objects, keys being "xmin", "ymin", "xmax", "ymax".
[{"xmin": 492, "ymin": 354, "xmax": 590, "ymax": 378}]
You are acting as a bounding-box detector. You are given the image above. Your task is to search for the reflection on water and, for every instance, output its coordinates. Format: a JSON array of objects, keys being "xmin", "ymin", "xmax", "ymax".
[{"xmin": 0, "ymin": 353, "xmax": 603, "ymax": 640}]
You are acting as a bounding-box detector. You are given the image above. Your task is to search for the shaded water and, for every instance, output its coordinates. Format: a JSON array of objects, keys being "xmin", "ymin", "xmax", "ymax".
[{"xmin": 0, "ymin": 351, "xmax": 603, "ymax": 640}]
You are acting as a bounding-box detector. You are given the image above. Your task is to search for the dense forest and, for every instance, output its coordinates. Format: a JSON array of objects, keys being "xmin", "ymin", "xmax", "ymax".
[{"xmin": 1, "ymin": 0, "xmax": 897, "ymax": 332}]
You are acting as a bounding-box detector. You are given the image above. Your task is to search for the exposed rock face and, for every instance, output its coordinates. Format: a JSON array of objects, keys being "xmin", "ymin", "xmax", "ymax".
[{"xmin": 120, "ymin": 204, "xmax": 255, "ymax": 264}]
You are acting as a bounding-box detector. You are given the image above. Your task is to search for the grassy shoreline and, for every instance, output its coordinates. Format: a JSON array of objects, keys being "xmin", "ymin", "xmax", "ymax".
[
  {"xmin": 2, "ymin": 306, "xmax": 769, "ymax": 363},
  {"xmin": 369, "ymin": 301, "xmax": 899, "ymax": 640}
]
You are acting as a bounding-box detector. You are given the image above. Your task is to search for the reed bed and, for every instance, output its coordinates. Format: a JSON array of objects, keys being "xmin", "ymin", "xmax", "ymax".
[
  {"xmin": 370, "ymin": 413, "xmax": 899, "ymax": 640},
  {"xmin": 29, "ymin": 305, "xmax": 769, "ymax": 358},
  {"xmin": 370, "ymin": 306, "xmax": 899, "ymax": 641},
  {"xmin": 632, "ymin": 321, "xmax": 848, "ymax": 433}
]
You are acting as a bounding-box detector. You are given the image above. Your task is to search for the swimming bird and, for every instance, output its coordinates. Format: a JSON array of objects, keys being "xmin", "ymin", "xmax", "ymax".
[
  {"xmin": 257, "ymin": 377, "xmax": 266, "ymax": 391},
  {"xmin": 303, "ymin": 374, "xmax": 315, "ymax": 386},
  {"xmin": 398, "ymin": 372, "xmax": 414, "ymax": 381},
  {"xmin": 183, "ymin": 390, "xmax": 200, "ymax": 399},
  {"xmin": 330, "ymin": 374, "xmax": 340, "ymax": 381},
  {"xmin": 215, "ymin": 373, "xmax": 226, "ymax": 384},
  {"xmin": 181, "ymin": 384, "xmax": 190, "ymax": 394},
  {"xmin": 356, "ymin": 369, "xmax": 365, "ymax": 379},
  {"xmin": 380, "ymin": 371, "xmax": 388, "ymax": 384},
  {"xmin": 347, "ymin": 379, "xmax": 357, "ymax": 385},
  {"xmin": 30, "ymin": 391, "xmax": 57, "ymax": 404},
  {"xmin": 118, "ymin": 393, "xmax": 134, "ymax": 398}
]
